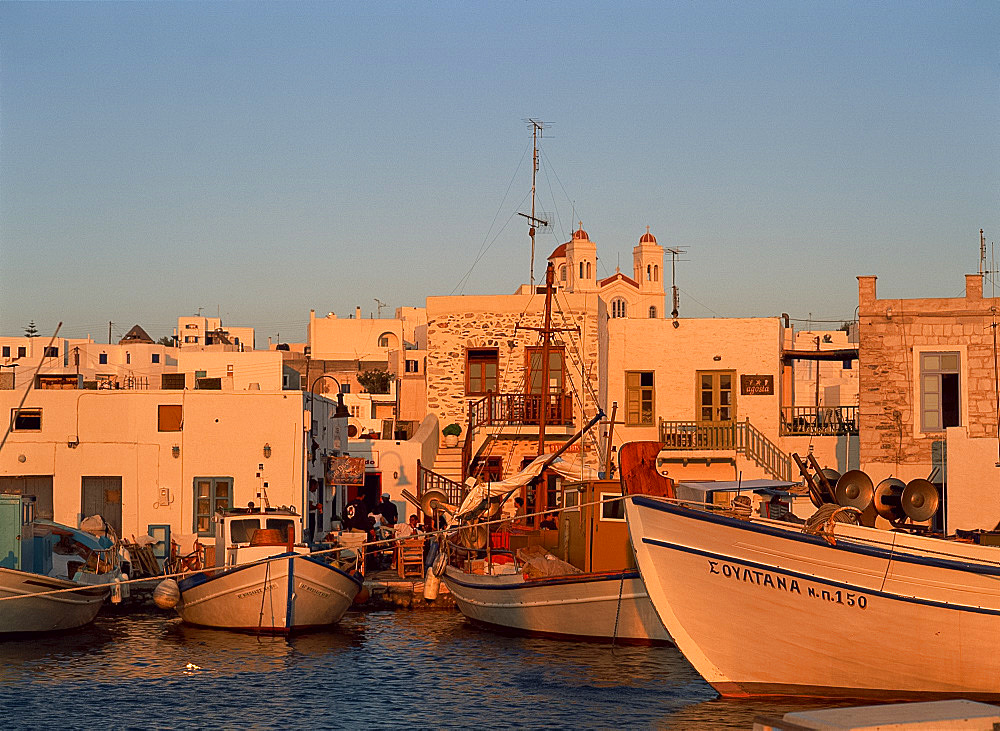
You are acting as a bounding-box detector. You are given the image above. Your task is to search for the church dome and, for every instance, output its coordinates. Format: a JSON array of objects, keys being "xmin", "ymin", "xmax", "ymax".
[
  {"xmin": 573, "ymin": 223, "xmax": 589, "ymax": 241},
  {"xmin": 639, "ymin": 226, "xmax": 657, "ymax": 244}
]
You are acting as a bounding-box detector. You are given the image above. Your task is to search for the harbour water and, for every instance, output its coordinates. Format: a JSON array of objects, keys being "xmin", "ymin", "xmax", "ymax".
[{"xmin": 0, "ymin": 608, "xmax": 856, "ymax": 729}]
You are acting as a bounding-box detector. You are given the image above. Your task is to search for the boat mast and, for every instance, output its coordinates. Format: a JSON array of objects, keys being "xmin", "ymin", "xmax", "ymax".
[{"xmin": 538, "ymin": 262, "xmax": 555, "ymax": 456}]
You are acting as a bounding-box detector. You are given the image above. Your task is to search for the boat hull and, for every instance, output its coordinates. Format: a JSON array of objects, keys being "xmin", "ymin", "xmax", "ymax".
[
  {"xmin": 177, "ymin": 554, "xmax": 361, "ymax": 633},
  {"xmin": 442, "ymin": 565, "xmax": 670, "ymax": 644},
  {"xmin": 0, "ymin": 568, "xmax": 109, "ymax": 633},
  {"xmin": 627, "ymin": 495, "xmax": 1000, "ymax": 700}
]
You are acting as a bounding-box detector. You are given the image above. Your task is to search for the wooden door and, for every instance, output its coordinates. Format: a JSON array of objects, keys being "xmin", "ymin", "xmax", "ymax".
[
  {"xmin": 0, "ymin": 476, "xmax": 53, "ymax": 521},
  {"xmin": 81, "ymin": 476, "xmax": 122, "ymax": 536}
]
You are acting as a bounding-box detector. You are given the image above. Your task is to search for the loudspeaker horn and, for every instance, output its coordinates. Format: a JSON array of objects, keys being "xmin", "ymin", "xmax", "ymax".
[
  {"xmin": 835, "ymin": 470, "xmax": 875, "ymax": 510},
  {"xmin": 420, "ymin": 488, "xmax": 457, "ymax": 517},
  {"xmin": 459, "ymin": 523, "xmax": 488, "ymax": 550},
  {"xmin": 873, "ymin": 477, "xmax": 906, "ymax": 521},
  {"xmin": 901, "ymin": 479, "xmax": 940, "ymax": 523}
]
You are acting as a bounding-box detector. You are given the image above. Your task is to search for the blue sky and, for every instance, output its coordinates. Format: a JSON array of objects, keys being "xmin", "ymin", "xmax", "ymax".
[{"xmin": 2, "ymin": 1, "xmax": 997, "ymax": 346}]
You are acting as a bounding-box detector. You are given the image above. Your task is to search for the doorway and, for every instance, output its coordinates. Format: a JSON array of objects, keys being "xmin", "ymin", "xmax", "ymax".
[{"xmin": 81, "ymin": 476, "xmax": 123, "ymax": 536}]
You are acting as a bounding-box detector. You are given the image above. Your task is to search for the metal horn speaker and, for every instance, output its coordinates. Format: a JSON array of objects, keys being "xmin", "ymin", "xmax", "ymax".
[
  {"xmin": 873, "ymin": 477, "xmax": 906, "ymax": 521},
  {"xmin": 420, "ymin": 488, "xmax": 456, "ymax": 516},
  {"xmin": 835, "ymin": 470, "xmax": 874, "ymax": 510},
  {"xmin": 901, "ymin": 479, "xmax": 940, "ymax": 523},
  {"xmin": 459, "ymin": 523, "xmax": 488, "ymax": 550}
]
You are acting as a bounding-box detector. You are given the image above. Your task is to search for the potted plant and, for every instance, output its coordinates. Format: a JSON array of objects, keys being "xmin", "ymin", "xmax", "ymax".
[{"xmin": 442, "ymin": 423, "xmax": 461, "ymax": 447}]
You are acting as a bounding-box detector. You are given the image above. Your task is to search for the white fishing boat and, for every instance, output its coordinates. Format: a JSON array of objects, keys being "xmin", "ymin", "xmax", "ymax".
[
  {"xmin": 157, "ymin": 506, "xmax": 362, "ymax": 633},
  {"xmin": 0, "ymin": 495, "xmax": 120, "ymax": 633},
  {"xmin": 621, "ymin": 440, "xmax": 1000, "ymax": 700}
]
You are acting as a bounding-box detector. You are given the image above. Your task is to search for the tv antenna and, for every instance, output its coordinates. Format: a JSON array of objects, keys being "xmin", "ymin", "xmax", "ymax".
[
  {"xmin": 667, "ymin": 247, "xmax": 687, "ymax": 322},
  {"xmin": 518, "ymin": 119, "xmax": 552, "ymax": 287},
  {"xmin": 374, "ymin": 298, "xmax": 387, "ymax": 318}
]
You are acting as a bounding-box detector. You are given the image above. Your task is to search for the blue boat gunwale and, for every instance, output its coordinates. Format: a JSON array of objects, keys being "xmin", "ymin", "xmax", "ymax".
[
  {"xmin": 630, "ymin": 494, "xmax": 1000, "ymax": 577},
  {"xmin": 177, "ymin": 552, "xmax": 363, "ymax": 593}
]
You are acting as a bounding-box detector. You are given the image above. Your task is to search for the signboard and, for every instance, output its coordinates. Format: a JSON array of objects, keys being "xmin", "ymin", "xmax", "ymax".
[
  {"xmin": 326, "ymin": 457, "xmax": 366, "ymax": 485},
  {"xmin": 740, "ymin": 374, "xmax": 774, "ymax": 396}
]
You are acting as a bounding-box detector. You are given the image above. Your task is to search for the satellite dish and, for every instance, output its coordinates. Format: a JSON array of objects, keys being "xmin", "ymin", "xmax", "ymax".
[
  {"xmin": 835, "ymin": 470, "xmax": 874, "ymax": 510},
  {"xmin": 873, "ymin": 478, "xmax": 906, "ymax": 521},
  {"xmin": 902, "ymin": 479, "xmax": 940, "ymax": 523}
]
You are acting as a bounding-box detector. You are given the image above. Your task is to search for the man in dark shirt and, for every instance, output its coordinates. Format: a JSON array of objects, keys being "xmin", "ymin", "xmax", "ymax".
[{"xmin": 376, "ymin": 493, "xmax": 398, "ymax": 527}]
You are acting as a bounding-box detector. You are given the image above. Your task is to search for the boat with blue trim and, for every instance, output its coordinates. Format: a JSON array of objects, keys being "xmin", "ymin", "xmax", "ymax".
[
  {"xmin": 0, "ymin": 494, "xmax": 122, "ymax": 633},
  {"xmin": 160, "ymin": 506, "xmax": 362, "ymax": 633},
  {"xmin": 621, "ymin": 440, "xmax": 1000, "ymax": 699}
]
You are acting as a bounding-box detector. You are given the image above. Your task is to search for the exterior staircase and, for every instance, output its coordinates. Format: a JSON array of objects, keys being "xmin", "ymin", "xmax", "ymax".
[
  {"xmin": 432, "ymin": 446, "xmax": 465, "ymax": 484},
  {"xmin": 658, "ymin": 418, "xmax": 793, "ymax": 482}
]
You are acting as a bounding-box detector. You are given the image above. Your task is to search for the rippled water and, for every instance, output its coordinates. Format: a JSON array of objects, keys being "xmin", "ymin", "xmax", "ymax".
[{"xmin": 0, "ymin": 608, "xmax": 852, "ymax": 729}]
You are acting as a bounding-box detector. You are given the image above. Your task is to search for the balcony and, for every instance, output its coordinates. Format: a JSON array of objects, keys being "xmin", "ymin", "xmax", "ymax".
[
  {"xmin": 469, "ymin": 392, "xmax": 575, "ymax": 430},
  {"xmin": 780, "ymin": 406, "xmax": 858, "ymax": 436}
]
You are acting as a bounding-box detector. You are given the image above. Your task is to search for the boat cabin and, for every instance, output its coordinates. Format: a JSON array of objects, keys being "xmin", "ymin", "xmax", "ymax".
[
  {"xmin": 212, "ymin": 507, "xmax": 309, "ymax": 568},
  {"xmin": 559, "ymin": 479, "xmax": 635, "ymax": 573}
]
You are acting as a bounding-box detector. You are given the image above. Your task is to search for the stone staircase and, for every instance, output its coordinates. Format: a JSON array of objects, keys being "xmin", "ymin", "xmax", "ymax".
[{"xmin": 433, "ymin": 446, "xmax": 465, "ymax": 484}]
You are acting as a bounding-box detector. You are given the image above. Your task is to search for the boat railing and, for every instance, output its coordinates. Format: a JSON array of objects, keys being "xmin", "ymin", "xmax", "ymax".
[{"xmin": 780, "ymin": 405, "xmax": 858, "ymax": 436}]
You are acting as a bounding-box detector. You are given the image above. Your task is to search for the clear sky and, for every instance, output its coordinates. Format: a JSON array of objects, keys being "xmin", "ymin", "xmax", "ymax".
[{"xmin": 2, "ymin": 1, "xmax": 997, "ymax": 346}]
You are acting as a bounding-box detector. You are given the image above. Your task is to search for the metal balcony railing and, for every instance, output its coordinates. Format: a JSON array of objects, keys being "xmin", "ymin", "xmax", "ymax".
[{"xmin": 779, "ymin": 406, "xmax": 858, "ymax": 436}]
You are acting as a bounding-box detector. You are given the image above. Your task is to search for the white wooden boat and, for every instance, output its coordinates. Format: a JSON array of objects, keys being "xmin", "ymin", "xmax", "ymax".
[
  {"xmin": 441, "ymin": 470, "xmax": 671, "ymax": 644},
  {"xmin": 0, "ymin": 495, "xmax": 118, "ymax": 633},
  {"xmin": 167, "ymin": 507, "xmax": 362, "ymax": 633},
  {"xmin": 622, "ymin": 442, "xmax": 1000, "ymax": 699},
  {"xmin": 443, "ymin": 564, "xmax": 667, "ymax": 643}
]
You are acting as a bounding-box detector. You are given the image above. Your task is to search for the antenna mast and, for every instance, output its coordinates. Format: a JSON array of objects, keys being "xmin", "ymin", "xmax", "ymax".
[
  {"xmin": 374, "ymin": 298, "xmax": 387, "ymax": 318},
  {"xmin": 518, "ymin": 119, "xmax": 550, "ymax": 288}
]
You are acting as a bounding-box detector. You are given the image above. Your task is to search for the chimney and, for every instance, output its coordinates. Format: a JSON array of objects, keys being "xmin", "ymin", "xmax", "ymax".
[{"xmin": 355, "ymin": 306, "xmax": 361, "ymax": 319}]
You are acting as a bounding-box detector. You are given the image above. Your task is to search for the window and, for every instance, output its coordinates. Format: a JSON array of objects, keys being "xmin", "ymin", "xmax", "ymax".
[
  {"xmin": 194, "ymin": 477, "xmax": 233, "ymax": 536},
  {"xmin": 161, "ymin": 373, "xmax": 185, "ymax": 390},
  {"xmin": 126, "ymin": 352, "xmax": 131, "ymax": 365},
  {"xmin": 626, "ymin": 371, "xmax": 655, "ymax": 425},
  {"xmin": 184, "ymin": 336, "xmax": 197, "ymax": 343},
  {"xmin": 185, "ymin": 323, "xmax": 197, "ymax": 329},
  {"xmin": 920, "ymin": 352, "xmax": 960, "ymax": 431},
  {"xmin": 600, "ymin": 492, "xmax": 625, "ymax": 521},
  {"xmin": 158, "ymin": 405, "xmax": 183, "ymax": 431},
  {"xmin": 560, "ymin": 266, "xmax": 567, "ymax": 282},
  {"xmin": 647, "ymin": 264, "xmax": 652, "ymax": 281},
  {"xmin": 11, "ymin": 408, "xmax": 41, "ymax": 431},
  {"xmin": 378, "ymin": 334, "xmax": 390, "ymax": 347},
  {"xmin": 579, "ymin": 262, "xmax": 584, "ymax": 278},
  {"xmin": 610, "ymin": 298, "xmax": 627, "ymax": 318},
  {"xmin": 17, "ymin": 347, "xmax": 26, "ymax": 358},
  {"xmin": 1, "ymin": 346, "xmax": 8, "ymax": 357},
  {"xmin": 405, "ymin": 359, "xmax": 419, "ymax": 373},
  {"xmin": 654, "ymin": 265, "xmax": 659, "ymax": 282},
  {"xmin": 649, "ymin": 306, "xmax": 657, "ymax": 318},
  {"xmin": 43, "ymin": 347, "xmax": 58, "ymax": 357},
  {"xmin": 152, "ymin": 353, "xmax": 160, "ymax": 364},
  {"xmin": 99, "ymin": 353, "xmax": 108, "ymax": 365},
  {"xmin": 526, "ymin": 347, "xmax": 565, "ymax": 394},
  {"xmin": 466, "ymin": 348, "xmax": 499, "ymax": 395}
]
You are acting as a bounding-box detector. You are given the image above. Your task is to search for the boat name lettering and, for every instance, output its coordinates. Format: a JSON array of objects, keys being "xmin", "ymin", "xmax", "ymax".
[
  {"xmin": 709, "ymin": 560, "xmax": 799, "ymax": 593},
  {"xmin": 236, "ymin": 582, "xmax": 275, "ymax": 599},
  {"xmin": 298, "ymin": 582, "xmax": 330, "ymax": 599},
  {"xmin": 708, "ymin": 561, "xmax": 868, "ymax": 609}
]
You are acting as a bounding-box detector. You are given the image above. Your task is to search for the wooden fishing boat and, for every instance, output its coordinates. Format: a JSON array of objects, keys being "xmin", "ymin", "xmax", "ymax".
[
  {"xmin": 0, "ymin": 495, "xmax": 119, "ymax": 633},
  {"xmin": 159, "ymin": 506, "xmax": 362, "ymax": 633},
  {"xmin": 621, "ymin": 440, "xmax": 1000, "ymax": 700}
]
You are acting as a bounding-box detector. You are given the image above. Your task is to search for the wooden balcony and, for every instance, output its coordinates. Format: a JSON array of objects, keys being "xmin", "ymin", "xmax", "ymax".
[{"xmin": 469, "ymin": 392, "xmax": 575, "ymax": 431}]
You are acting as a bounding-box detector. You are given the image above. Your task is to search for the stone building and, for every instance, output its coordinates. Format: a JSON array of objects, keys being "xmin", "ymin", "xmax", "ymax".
[{"xmin": 857, "ymin": 273, "xmax": 1000, "ymax": 531}]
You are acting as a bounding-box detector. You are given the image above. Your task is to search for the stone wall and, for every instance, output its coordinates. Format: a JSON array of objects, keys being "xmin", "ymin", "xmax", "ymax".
[
  {"xmin": 858, "ymin": 274, "xmax": 998, "ymax": 478},
  {"xmin": 425, "ymin": 293, "xmax": 602, "ymax": 475}
]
